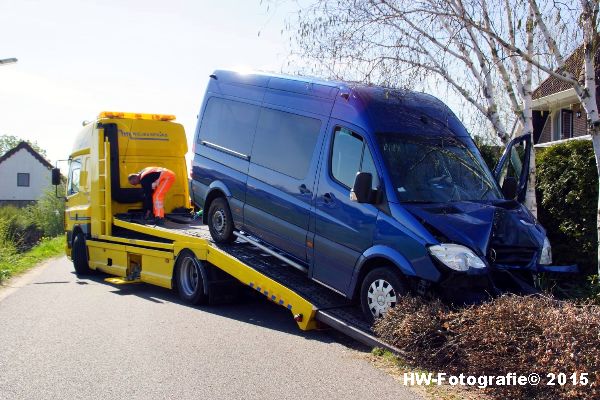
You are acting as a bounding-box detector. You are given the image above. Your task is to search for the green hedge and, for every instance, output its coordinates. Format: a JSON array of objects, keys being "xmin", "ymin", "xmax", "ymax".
[
  {"xmin": 476, "ymin": 139, "xmax": 597, "ymax": 275},
  {"xmin": 0, "ymin": 185, "xmax": 65, "ymax": 252},
  {"xmin": 536, "ymin": 140, "xmax": 598, "ymax": 275}
]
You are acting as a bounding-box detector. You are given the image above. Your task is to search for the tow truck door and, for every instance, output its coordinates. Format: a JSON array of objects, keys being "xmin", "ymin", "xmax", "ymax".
[{"xmin": 493, "ymin": 133, "xmax": 532, "ymax": 203}]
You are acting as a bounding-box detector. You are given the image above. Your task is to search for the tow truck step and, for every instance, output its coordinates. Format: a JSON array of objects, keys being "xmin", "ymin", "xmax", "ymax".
[{"xmin": 104, "ymin": 277, "xmax": 142, "ymax": 285}]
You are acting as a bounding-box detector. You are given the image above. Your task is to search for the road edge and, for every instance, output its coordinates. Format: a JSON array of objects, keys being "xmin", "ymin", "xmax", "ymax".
[{"xmin": 0, "ymin": 256, "xmax": 64, "ymax": 303}]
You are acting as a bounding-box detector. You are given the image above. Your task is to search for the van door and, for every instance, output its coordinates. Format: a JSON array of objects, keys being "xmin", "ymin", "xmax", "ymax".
[
  {"xmin": 244, "ymin": 107, "xmax": 326, "ymax": 262},
  {"xmin": 493, "ymin": 133, "xmax": 532, "ymax": 203},
  {"xmin": 312, "ymin": 123, "xmax": 380, "ymax": 295}
]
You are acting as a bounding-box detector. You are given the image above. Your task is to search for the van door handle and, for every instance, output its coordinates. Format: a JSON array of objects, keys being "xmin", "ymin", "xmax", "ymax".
[
  {"xmin": 323, "ymin": 192, "xmax": 334, "ymax": 204},
  {"xmin": 299, "ymin": 184, "xmax": 311, "ymax": 195}
]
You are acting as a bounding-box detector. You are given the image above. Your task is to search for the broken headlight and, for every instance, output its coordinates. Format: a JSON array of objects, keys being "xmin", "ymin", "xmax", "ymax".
[{"xmin": 429, "ymin": 243, "xmax": 487, "ymax": 272}]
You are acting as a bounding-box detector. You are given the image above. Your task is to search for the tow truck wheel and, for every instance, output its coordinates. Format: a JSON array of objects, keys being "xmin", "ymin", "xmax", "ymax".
[
  {"xmin": 207, "ymin": 197, "xmax": 235, "ymax": 244},
  {"xmin": 72, "ymin": 233, "xmax": 91, "ymax": 275},
  {"xmin": 360, "ymin": 267, "xmax": 407, "ymax": 324},
  {"xmin": 175, "ymin": 250, "xmax": 207, "ymax": 305}
]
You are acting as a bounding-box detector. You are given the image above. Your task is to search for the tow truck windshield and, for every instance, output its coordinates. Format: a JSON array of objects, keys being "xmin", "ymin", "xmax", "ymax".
[{"xmin": 377, "ymin": 132, "xmax": 502, "ymax": 203}]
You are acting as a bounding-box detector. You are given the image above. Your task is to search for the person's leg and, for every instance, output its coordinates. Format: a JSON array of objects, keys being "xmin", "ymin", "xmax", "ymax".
[{"xmin": 152, "ymin": 171, "xmax": 175, "ymax": 219}]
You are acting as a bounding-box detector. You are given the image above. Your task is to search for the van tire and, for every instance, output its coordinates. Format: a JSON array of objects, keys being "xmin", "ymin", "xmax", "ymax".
[
  {"xmin": 72, "ymin": 233, "xmax": 91, "ymax": 275},
  {"xmin": 360, "ymin": 267, "xmax": 407, "ymax": 324},
  {"xmin": 175, "ymin": 250, "xmax": 207, "ymax": 305},
  {"xmin": 207, "ymin": 197, "xmax": 235, "ymax": 244}
]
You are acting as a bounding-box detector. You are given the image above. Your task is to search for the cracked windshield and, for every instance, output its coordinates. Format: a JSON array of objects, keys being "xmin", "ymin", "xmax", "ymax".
[{"xmin": 377, "ymin": 133, "xmax": 502, "ymax": 203}]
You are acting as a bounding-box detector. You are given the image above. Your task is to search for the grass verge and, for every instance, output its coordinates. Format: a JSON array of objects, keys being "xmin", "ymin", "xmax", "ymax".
[
  {"xmin": 368, "ymin": 348, "xmax": 490, "ymax": 400},
  {"xmin": 0, "ymin": 236, "xmax": 64, "ymax": 284}
]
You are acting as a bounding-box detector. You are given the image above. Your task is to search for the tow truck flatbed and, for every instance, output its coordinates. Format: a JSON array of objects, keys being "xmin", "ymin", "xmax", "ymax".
[{"xmin": 108, "ymin": 213, "xmax": 399, "ymax": 353}]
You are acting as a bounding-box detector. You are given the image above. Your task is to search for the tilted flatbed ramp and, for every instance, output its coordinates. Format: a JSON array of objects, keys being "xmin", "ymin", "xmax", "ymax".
[{"xmin": 111, "ymin": 215, "xmax": 402, "ymax": 354}]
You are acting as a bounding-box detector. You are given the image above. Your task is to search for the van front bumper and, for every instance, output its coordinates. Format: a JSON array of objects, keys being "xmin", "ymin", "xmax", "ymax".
[{"xmin": 432, "ymin": 263, "xmax": 578, "ymax": 305}]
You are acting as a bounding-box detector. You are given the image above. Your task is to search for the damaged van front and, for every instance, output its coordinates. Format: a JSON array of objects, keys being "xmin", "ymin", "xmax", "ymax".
[{"xmin": 360, "ymin": 89, "xmax": 575, "ymax": 305}]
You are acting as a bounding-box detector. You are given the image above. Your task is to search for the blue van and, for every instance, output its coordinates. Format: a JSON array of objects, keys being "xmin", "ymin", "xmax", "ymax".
[{"xmin": 190, "ymin": 70, "xmax": 572, "ymax": 321}]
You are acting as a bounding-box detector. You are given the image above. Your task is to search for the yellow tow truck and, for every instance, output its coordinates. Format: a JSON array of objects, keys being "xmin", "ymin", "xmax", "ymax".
[{"xmin": 53, "ymin": 111, "xmax": 396, "ymax": 351}]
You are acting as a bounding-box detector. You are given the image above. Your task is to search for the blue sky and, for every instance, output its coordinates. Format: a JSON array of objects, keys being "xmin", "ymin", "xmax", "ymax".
[{"xmin": 0, "ymin": 0, "xmax": 295, "ymax": 163}]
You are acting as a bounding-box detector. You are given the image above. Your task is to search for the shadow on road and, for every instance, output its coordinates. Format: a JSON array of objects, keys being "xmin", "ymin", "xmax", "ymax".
[{"xmin": 71, "ymin": 270, "xmax": 370, "ymax": 353}]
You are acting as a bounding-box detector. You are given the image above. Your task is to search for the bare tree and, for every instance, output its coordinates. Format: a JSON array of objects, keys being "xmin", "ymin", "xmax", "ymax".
[
  {"xmin": 449, "ymin": 0, "xmax": 600, "ymax": 272},
  {"xmin": 443, "ymin": 0, "xmax": 541, "ymax": 213},
  {"xmin": 285, "ymin": 0, "xmax": 513, "ymax": 143},
  {"xmin": 283, "ymin": 0, "xmax": 544, "ymax": 213}
]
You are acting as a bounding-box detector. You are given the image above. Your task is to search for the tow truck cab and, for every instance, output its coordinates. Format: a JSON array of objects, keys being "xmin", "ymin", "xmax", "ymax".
[{"xmin": 60, "ymin": 112, "xmax": 190, "ymax": 273}]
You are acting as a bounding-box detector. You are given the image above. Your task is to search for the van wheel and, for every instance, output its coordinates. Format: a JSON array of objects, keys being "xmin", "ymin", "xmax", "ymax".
[
  {"xmin": 72, "ymin": 233, "xmax": 91, "ymax": 275},
  {"xmin": 360, "ymin": 267, "xmax": 407, "ymax": 324},
  {"xmin": 175, "ymin": 250, "xmax": 207, "ymax": 305},
  {"xmin": 207, "ymin": 197, "xmax": 235, "ymax": 243}
]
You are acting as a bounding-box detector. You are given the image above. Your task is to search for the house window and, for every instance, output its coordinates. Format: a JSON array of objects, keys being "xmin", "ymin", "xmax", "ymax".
[
  {"xmin": 552, "ymin": 112, "xmax": 560, "ymax": 141},
  {"xmin": 552, "ymin": 109, "xmax": 574, "ymax": 141},
  {"xmin": 561, "ymin": 110, "xmax": 573, "ymax": 139},
  {"xmin": 17, "ymin": 173, "xmax": 30, "ymax": 187}
]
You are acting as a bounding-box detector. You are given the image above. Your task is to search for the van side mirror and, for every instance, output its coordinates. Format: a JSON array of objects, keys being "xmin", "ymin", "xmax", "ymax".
[
  {"xmin": 501, "ymin": 176, "xmax": 518, "ymax": 200},
  {"xmin": 51, "ymin": 168, "xmax": 61, "ymax": 185},
  {"xmin": 350, "ymin": 172, "xmax": 373, "ymax": 203}
]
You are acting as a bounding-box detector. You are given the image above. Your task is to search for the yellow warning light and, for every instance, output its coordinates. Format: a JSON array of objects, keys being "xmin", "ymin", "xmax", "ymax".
[{"xmin": 98, "ymin": 111, "xmax": 176, "ymax": 121}]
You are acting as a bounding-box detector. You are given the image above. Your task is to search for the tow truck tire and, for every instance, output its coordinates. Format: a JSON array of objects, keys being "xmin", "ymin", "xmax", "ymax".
[
  {"xmin": 207, "ymin": 197, "xmax": 235, "ymax": 244},
  {"xmin": 175, "ymin": 250, "xmax": 207, "ymax": 305},
  {"xmin": 72, "ymin": 233, "xmax": 91, "ymax": 275},
  {"xmin": 360, "ymin": 267, "xmax": 407, "ymax": 324}
]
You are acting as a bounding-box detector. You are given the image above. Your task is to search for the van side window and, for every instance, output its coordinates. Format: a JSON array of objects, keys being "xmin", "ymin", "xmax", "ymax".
[
  {"xmin": 251, "ymin": 108, "xmax": 321, "ymax": 179},
  {"xmin": 68, "ymin": 158, "xmax": 81, "ymax": 195},
  {"xmin": 198, "ymin": 97, "xmax": 260, "ymax": 157},
  {"xmin": 331, "ymin": 127, "xmax": 380, "ymax": 190},
  {"xmin": 360, "ymin": 145, "xmax": 380, "ymax": 190}
]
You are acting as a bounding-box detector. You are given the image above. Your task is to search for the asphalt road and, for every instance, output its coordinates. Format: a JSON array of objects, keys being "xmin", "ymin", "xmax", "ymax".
[{"xmin": 0, "ymin": 257, "xmax": 420, "ymax": 400}]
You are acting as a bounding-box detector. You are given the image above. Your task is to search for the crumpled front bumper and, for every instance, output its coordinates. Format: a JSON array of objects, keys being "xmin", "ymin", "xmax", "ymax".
[{"xmin": 433, "ymin": 262, "xmax": 579, "ymax": 305}]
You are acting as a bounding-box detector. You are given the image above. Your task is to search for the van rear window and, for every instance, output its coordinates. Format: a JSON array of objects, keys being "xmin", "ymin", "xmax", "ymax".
[
  {"xmin": 251, "ymin": 108, "xmax": 321, "ymax": 180},
  {"xmin": 198, "ymin": 97, "xmax": 260, "ymax": 157}
]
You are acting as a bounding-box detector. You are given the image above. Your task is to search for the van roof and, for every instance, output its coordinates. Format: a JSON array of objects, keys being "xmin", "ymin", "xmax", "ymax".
[
  {"xmin": 210, "ymin": 69, "xmax": 468, "ymax": 137},
  {"xmin": 211, "ymin": 69, "xmax": 348, "ymax": 91}
]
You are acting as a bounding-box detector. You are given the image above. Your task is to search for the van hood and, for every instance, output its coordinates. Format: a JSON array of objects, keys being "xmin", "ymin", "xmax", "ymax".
[{"xmin": 402, "ymin": 201, "xmax": 545, "ymax": 267}]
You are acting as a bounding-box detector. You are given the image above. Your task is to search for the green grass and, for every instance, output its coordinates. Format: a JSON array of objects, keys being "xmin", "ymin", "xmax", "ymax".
[{"xmin": 0, "ymin": 236, "xmax": 64, "ymax": 283}]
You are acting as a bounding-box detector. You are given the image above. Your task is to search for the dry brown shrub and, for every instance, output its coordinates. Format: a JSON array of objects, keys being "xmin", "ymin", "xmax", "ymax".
[{"xmin": 373, "ymin": 295, "xmax": 600, "ymax": 400}]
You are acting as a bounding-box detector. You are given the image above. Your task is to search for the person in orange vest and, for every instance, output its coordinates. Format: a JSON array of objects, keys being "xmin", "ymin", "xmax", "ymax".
[{"xmin": 128, "ymin": 167, "xmax": 175, "ymax": 224}]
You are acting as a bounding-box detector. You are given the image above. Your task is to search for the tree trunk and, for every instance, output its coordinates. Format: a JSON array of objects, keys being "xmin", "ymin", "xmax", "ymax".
[
  {"xmin": 591, "ymin": 134, "xmax": 600, "ymax": 275},
  {"xmin": 525, "ymin": 146, "xmax": 537, "ymax": 217}
]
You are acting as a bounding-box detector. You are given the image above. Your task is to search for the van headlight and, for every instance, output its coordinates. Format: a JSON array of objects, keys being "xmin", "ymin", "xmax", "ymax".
[
  {"xmin": 429, "ymin": 244, "xmax": 487, "ymax": 272},
  {"xmin": 539, "ymin": 237, "xmax": 552, "ymax": 265}
]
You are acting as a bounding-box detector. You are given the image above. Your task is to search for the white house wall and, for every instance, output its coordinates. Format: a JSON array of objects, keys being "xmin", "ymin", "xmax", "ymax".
[{"xmin": 0, "ymin": 148, "xmax": 50, "ymax": 201}]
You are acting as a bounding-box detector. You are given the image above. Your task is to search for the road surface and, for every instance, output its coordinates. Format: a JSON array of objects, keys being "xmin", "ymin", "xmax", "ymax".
[{"xmin": 0, "ymin": 256, "xmax": 420, "ymax": 400}]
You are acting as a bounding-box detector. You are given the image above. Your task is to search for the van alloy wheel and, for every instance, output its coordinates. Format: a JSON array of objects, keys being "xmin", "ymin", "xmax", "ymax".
[{"xmin": 367, "ymin": 279, "xmax": 397, "ymax": 318}]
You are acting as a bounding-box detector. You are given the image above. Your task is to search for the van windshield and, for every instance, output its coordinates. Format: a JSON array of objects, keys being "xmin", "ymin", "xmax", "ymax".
[{"xmin": 377, "ymin": 132, "xmax": 502, "ymax": 203}]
